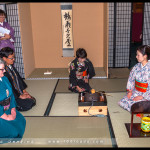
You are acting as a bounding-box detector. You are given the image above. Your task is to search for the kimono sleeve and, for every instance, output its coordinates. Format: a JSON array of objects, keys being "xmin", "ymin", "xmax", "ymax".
[
  {"xmin": 142, "ymin": 69, "xmax": 150, "ymax": 100},
  {"xmin": 5, "ymin": 76, "xmax": 16, "ymax": 109},
  {"xmin": 10, "ymin": 92, "xmax": 17, "ymax": 109},
  {"xmin": 5, "ymin": 22, "xmax": 15, "ymax": 41},
  {"xmin": 69, "ymin": 62, "xmax": 78, "ymax": 87},
  {"xmin": 86, "ymin": 59, "xmax": 95, "ymax": 79},
  {"xmin": 13, "ymin": 66, "xmax": 27, "ymax": 90},
  {"xmin": 126, "ymin": 64, "xmax": 137, "ymax": 91}
]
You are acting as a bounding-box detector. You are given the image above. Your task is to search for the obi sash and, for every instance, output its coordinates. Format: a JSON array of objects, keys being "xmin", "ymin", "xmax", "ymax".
[
  {"xmin": 82, "ymin": 70, "xmax": 87, "ymax": 76},
  {"xmin": 135, "ymin": 80, "xmax": 148, "ymax": 92}
]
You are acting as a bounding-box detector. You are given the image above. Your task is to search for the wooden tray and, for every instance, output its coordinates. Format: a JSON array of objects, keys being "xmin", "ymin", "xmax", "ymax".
[{"xmin": 125, "ymin": 123, "xmax": 150, "ymax": 138}]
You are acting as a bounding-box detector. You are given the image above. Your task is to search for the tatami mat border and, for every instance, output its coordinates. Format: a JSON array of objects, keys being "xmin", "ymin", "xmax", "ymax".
[
  {"xmin": 26, "ymin": 76, "xmax": 107, "ymax": 80},
  {"xmin": 44, "ymin": 80, "xmax": 59, "ymax": 116},
  {"xmin": 107, "ymin": 111, "xmax": 117, "ymax": 148}
]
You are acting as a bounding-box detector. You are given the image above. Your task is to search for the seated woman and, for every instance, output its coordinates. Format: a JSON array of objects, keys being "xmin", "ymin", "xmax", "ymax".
[
  {"xmin": 68, "ymin": 48, "xmax": 95, "ymax": 93},
  {"xmin": 0, "ymin": 58, "xmax": 26, "ymax": 143},
  {"xmin": 118, "ymin": 45, "xmax": 150, "ymax": 112},
  {"xmin": 0, "ymin": 9, "xmax": 15, "ymax": 51}
]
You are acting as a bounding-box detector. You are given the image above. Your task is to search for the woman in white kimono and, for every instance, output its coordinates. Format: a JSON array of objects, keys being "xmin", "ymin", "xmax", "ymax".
[{"xmin": 118, "ymin": 45, "xmax": 150, "ymax": 112}]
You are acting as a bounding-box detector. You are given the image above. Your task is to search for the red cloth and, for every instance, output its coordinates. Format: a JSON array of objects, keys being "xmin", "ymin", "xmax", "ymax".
[{"xmin": 131, "ymin": 13, "xmax": 143, "ymax": 42}]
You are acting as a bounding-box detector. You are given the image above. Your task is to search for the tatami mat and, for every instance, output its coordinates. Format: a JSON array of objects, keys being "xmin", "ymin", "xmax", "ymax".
[
  {"xmin": 49, "ymin": 93, "xmax": 79, "ymax": 116},
  {"xmin": 3, "ymin": 76, "xmax": 149, "ymax": 147},
  {"xmin": 90, "ymin": 78, "xmax": 127, "ymax": 92},
  {"xmin": 94, "ymin": 67, "xmax": 107, "ymax": 78},
  {"xmin": 26, "ymin": 67, "xmax": 107, "ymax": 80},
  {"xmin": 109, "ymin": 68, "xmax": 130, "ymax": 79},
  {"xmin": 20, "ymin": 79, "xmax": 58, "ymax": 116},
  {"xmin": 106, "ymin": 92, "xmax": 150, "ymax": 147},
  {"xmin": 55, "ymin": 79, "xmax": 70, "ymax": 93},
  {"xmin": 27, "ymin": 68, "xmax": 70, "ymax": 79},
  {"xmin": 1, "ymin": 117, "xmax": 112, "ymax": 147},
  {"xmin": 55, "ymin": 78, "xmax": 127, "ymax": 93}
]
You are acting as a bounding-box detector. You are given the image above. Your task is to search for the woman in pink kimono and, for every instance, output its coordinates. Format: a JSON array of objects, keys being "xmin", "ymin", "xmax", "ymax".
[
  {"xmin": 0, "ymin": 9, "xmax": 15, "ymax": 51},
  {"xmin": 118, "ymin": 45, "xmax": 150, "ymax": 112}
]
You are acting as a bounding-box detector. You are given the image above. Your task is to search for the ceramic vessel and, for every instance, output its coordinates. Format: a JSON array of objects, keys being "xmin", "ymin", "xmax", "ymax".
[{"xmin": 141, "ymin": 117, "xmax": 150, "ymax": 132}]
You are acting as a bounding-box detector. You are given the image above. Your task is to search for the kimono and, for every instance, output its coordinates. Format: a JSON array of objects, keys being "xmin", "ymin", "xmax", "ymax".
[
  {"xmin": 118, "ymin": 61, "xmax": 150, "ymax": 112},
  {"xmin": 0, "ymin": 22, "xmax": 15, "ymax": 50},
  {"xmin": 68, "ymin": 57, "xmax": 95, "ymax": 93},
  {"xmin": 0, "ymin": 76, "xmax": 26, "ymax": 144}
]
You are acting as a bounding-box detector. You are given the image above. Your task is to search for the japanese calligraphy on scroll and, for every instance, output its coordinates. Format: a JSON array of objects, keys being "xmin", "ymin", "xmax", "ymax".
[{"xmin": 61, "ymin": 3, "xmax": 74, "ymax": 57}]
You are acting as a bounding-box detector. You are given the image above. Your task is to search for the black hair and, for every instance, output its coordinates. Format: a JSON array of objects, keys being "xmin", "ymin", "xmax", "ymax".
[
  {"xmin": 137, "ymin": 45, "xmax": 150, "ymax": 60},
  {"xmin": 76, "ymin": 48, "xmax": 87, "ymax": 58},
  {"xmin": 0, "ymin": 47, "xmax": 14, "ymax": 58},
  {"xmin": 0, "ymin": 9, "xmax": 6, "ymax": 17}
]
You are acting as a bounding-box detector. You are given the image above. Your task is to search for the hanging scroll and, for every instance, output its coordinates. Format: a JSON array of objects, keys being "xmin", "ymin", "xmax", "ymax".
[{"xmin": 61, "ymin": 3, "xmax": 74, "ymax": 57}]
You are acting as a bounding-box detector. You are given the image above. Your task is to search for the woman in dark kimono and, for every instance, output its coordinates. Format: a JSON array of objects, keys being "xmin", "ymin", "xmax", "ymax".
[
  {"xmin": 0, "ymin": 9, "xmax": 15, "ymax": 51},
  {"xmin": 0, "ymin": 58, "xmax": 26, "ymax": 144},
  {"xmin": 69, "ymin": 48, "xmax": 95, "ymax": 93}
]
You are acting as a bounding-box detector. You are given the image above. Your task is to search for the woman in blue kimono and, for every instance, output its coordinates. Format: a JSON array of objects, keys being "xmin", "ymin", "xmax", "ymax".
[
  {"xmin": 0, "ymin": 58, "xmax": 26, "ymax": 144},
  {"xmin": 118, "ymin": 45, "xmax": 150, "ymax": 112}
]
